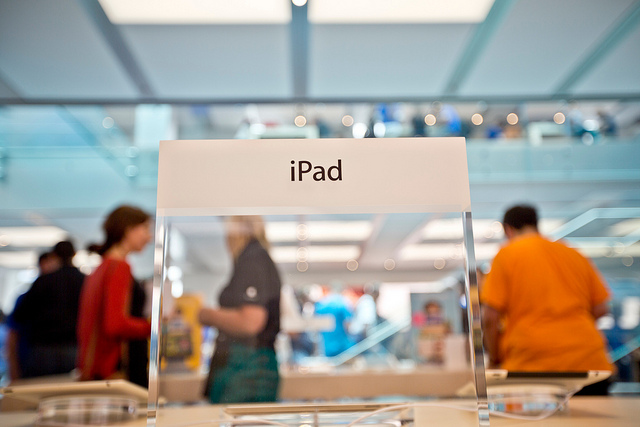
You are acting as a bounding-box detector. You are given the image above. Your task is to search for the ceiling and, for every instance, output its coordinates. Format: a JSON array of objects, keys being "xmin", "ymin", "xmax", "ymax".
[
  {"xmin": 0, "ymin": 0, "xmax": 639, "ymax": 104},
  {"xmin": 0, "ymin": 0, "xmax": 640, "ymax": 306}
]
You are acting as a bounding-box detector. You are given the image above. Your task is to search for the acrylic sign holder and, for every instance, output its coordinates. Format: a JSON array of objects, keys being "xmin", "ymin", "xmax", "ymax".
[{"xmin": 149, "ymin": 138, "xmax": 489, "ymax": 426}]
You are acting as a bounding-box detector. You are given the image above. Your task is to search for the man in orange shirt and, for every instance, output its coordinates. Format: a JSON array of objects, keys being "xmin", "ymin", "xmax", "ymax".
[{"xmin": 481, "ymin": 205, "xmax": 614, "ymax": 388}]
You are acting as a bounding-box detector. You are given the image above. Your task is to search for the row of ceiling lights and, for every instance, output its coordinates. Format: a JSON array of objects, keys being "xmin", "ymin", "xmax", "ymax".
[
  {"xmin": 292, "ymin": 257, "xmax": 448, "ymax": 273},
  {"xmin": 292, "ymin": 111, "xmax": 569, "ymax": 129}
]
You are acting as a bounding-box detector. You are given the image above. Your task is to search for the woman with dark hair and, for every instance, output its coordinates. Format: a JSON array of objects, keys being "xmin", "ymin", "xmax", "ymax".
[{"xmin": 77, "ymin": 205, "xmax": 152, "ymax": 385}]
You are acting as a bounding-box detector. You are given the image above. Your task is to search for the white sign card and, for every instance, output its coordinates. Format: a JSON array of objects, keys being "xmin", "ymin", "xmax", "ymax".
[{"xmin": 156, "ymin": 138, "xmax": 471, "ymax": 215}]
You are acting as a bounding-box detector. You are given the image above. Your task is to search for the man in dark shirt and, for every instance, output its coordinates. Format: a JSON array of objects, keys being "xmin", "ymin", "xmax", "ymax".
[{"xmin": 12, "ymin": 241, "xmax": 85, "ymax": 377}]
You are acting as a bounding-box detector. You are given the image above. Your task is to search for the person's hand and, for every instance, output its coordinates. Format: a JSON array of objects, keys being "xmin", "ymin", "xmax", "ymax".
[
  {"xmin": 488, "ymin": 358, "xmax": 501, "ymax": 369},
  {"xmin": 198, "ymin": 307, "xmax": 215, "ymax": 326}
]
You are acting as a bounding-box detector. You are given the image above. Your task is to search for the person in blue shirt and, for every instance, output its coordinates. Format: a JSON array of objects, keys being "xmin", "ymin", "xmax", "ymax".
[{"xmin": 315, "ymin": 287, "xmax": 354, "ymax": 357}]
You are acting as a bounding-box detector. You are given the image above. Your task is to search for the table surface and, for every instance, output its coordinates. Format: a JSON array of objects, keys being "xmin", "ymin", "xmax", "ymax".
[
  {"xmin": 413, "ymin": 396, "xmax": 640, "ymax": 426},
  {"xmin": 1, "ymin": 396, "xmax": 639, "ymax": 426}
]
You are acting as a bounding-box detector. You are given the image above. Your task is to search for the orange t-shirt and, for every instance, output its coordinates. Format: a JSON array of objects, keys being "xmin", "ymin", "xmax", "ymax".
[{"xmin": 481, "ymin": 234, "xmax": 613, "ymax": 372}]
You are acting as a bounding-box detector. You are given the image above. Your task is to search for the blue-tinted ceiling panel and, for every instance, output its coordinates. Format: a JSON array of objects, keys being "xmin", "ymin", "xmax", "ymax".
[
  {"xmin": 571, "ymin": 23, "xmax": 640, "ymax": 96},
  {"xmin": 120, "ymin": 25, "xmax": 292, "ymax": 100},
  {"xmin": 0, "ymin": 0, "xmax": 139, "ymax": 100},
  {"xmin": 458, "ymin": 0, "xmax": 636, "ymax": 97},
  {"xmin": 0, "ymin": 76, "xmax": 19, "ymax": 100},
  {"xmin": 308, "ymin": 24, "xmax": 474, "ymax": 99}
]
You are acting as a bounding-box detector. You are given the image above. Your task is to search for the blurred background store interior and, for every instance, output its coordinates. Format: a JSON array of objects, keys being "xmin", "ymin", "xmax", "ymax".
[{"xmin": 1, "ymin": 0, "xmax": 640, "ymax": 387}]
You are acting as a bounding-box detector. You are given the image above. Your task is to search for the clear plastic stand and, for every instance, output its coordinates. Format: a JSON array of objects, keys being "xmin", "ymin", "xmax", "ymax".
[{"xmin": 148, "ymin": 138, "xmax": 490, "ymax": 427}]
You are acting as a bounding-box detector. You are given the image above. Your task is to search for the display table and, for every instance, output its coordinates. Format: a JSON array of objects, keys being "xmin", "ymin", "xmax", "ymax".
[
  {"xmin": 413, "ymin": 397, "xmax": 640, "ymax": 426},
  {"xmin": 1, "ymin": 397, "xmax": 639, "ymax": 426},
  {"xmin": 279, "ymin": 367, "xmax": 474, "ymax": 400}
]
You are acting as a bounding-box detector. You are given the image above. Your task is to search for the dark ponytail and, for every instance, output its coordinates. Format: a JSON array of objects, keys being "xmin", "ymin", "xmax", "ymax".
[{"xmin": 89, "ymin": 205, "xmax": 150, "ymax": 256}]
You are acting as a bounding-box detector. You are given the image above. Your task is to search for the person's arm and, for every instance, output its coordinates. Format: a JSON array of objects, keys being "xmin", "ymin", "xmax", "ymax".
[
  {"xmin": 103, "ymin": 263, "xmax": 151, "ymax": 339},
  {"xmin": 198, "ymin": 304, "xmax": 267, "ymax": 337},
  {"xmin": 6, "ymin": 329, "xmax": 21, "ymax": 381},
  {"xmin": 591, "ymin": 301, "xmax": 609, "ymax": 319},
  {"xmin": 11, "ymin": 283, "xmax": 39, "ymax": 324},
  {"xmin": 585, "ymin": 257, "xmax": 611, "ymax": 320},
  {"xmin": 482, "ymin": 305, "xmax": 502, "ymax": 368}
]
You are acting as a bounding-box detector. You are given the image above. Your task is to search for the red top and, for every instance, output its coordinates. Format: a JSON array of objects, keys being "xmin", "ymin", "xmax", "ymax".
[{"xmin": 77, "ymin": 257, "xmax": 151, "ymax": 380}]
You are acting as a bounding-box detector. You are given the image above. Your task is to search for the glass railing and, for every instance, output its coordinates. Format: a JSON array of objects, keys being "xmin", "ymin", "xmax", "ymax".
[{"xmin": 1, "ymin": 138, "xmax": 637, "ymax": 189}]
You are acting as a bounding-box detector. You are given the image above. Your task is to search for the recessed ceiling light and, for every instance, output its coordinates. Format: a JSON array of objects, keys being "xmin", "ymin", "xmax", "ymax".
[
  {"xmin": 0, "ymin": 251, "xmax": 38, "ymax": 269},
  {"xmin": 342, "ymin": 115, "xmax": 354, "ymax": 127},
  {"xmin": 346, "ymin": 259, "xmax": 359, "ymax": 271},
  {"xmin": 271, "ymin": 245, "xmax": 360, "ymax": 263},
  {"xmin": 99, "ymin": 0, "xmax": 291, "ymax": 24},
  {"xmin": 266, "ymin": 221, "xmax": 373, "ymax": 242},
  {"xmin": 400, "ymin": 243, "xmax": 501, "ymax": 261},
  {"xmin": 294, "ymin": 115, "xmax": 307, "ymax": 127},
  {"xmin": 0, "ymin": 226, "xmax": 68, "ymax": 247},
  {"xmin": 424, "ymin": 114, "xmax": 437, "ymax": 126}
]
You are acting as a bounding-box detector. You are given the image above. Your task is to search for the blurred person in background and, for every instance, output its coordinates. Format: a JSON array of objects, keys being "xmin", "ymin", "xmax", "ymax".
[
  {"xmin": 315, "ymin": 285, "xmax": 354, "ymax": 357},
  {"xmin": 0, "ymin": 310, "xmax": 7, "ymax": 383},
  {"xmin": 12, "ymin": 241, "xmax": 85, "ymax": 378},
  {"xmin": 416, "ymin": 301, "xmax": 451, "ymax": 365},
  {"xmin": 77, "ymin": 206, "xmax": 152, "ymax": 386},
  {"xmin": 347, "ymin": 285, "xmax": 378, "ymax": 344},
  {"xmin": 37, "ymin": 251, "xmax": 62, "ymax": 275},
  {"xmin": 279, "ymin": 284, "xmax": 314, "ymax": 365},
  {"xmin": 481, "ymin": 205, "xmax": 614, "ymax": 394},
  {"xmin": 5, "ymin": 251, "xmax": 62, "ymax": 381},
  {"xmin": 598, "ymin": 110, "xmax": 617, "ymax": 137},
  {"xmin": 199, "ymin": 216, "xmax": 281, "ymax": 404}
]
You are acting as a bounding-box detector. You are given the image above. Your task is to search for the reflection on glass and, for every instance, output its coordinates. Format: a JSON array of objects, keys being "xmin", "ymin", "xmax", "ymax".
[
  {"xmin": 296, "ymin": 246, "xmax": 308, "ymax": 261},
  {"xmin": 384, "ymin": 258, "xmax": 396, "ymax": 270},
  {"xmin": 341, "ymin": 114, "xmax": 354, "ymax": 126},
  {"xmin": 296, "ymin": 223, "xmax": 308, "ymax": 241},
  {"xmin": 296, "ymin": 261, "xmax": 309, "ymax": 272},
  {"xmin": 154, "ymin": 213, "xmax": 487, "ymax": 424},
  {"xmin": 102, "ymin": 116, "xmax": 115, "ymax": 128}
]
